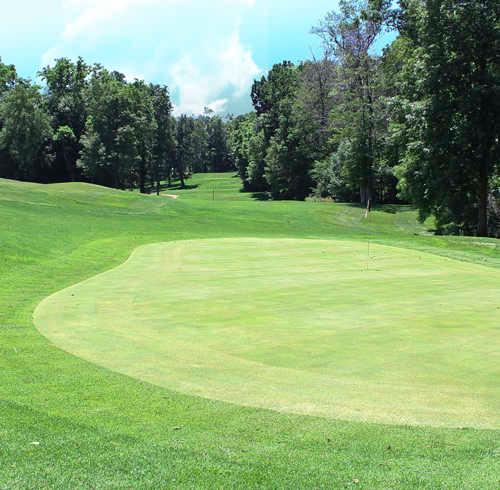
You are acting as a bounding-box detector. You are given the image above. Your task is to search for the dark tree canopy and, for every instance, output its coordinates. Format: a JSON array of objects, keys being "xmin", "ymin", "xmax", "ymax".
[
  {"xmin": 228, "ymin": 0, "xmax": 499, "ymax": 236},
  {"xmin": 396, "ymin": 0, "xmax": 499, "ymax": 236}
]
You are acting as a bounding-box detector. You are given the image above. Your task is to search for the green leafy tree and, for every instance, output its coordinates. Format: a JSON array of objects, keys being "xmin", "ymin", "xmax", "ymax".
[
  {"xmin": 150, "ymin": 84, "xmax": 175, "ymax": 194},
  {"xmin": 394, "ymin": 0, "xmax": 499, "ymax": 236},
  {"xmin": 246, "ymin": 129, "xmax": 267, "ymax": 191},
  {"xmin": 311, "ymin": 150, "xmax": 355, "ymax": 201},
  {"xmin": 0, "ymin": 58, "xmax": 17, "ymax": 96},
  {"xmin": 175, "ymin": 115, "xmax": 196, "ymax": 188},
  {"xmin": 377, "ymin": 35, "xmax": 424, "ymax": 204},
  {"xmin": 53, "ymin": 125, "xmax": 77, "ymax": 181},
  {"xmin": 207, "ymin": 114, "xmax": 229, "ymax": 172},
  {"xmin": 0, "ymin": 81, "xmax": 52, "ymax": 181},
  {"xmin": 191, "ymin": 115, "xmax": 210, "ymax": 173},
  {"xmin": 251, "ymin": 61, "xmax": 297, "ymax": 139},
  {"xmin": 251, "ymin": 61, "xmax": 303, "ymax": 197},
  {"xmin": 39, "ymin": 58, "xmax": 91, "ymax": 181},
  {"xmin": 227, "ymin": 112, "xmax": 258, "ymax": 188},
  {"xmin": 313, "ymin": 0, "xmax": 389, "ymax": 206},
  {"xmin": 79, "ymin": 69, "xmax": 157, "ymax": 192},
  {"xmin": 130, "ymin": 80, "xmax": 157, "ymax": 193},
  {"xmin": 79, "ymin": 69, "xmax": 131, "ymax": 188},
  {"xmin": 0, "ymin": 57, "xmax": 18, "ymax": 178},
  {"xmin": 284, "ymin": 60, "xmax": 338, "ymax": 199}
]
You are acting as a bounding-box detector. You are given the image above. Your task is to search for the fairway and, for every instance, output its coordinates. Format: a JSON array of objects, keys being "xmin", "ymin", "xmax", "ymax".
[{"xmin": 34, "ymin": 237, "xmax": 500, "ymax": 428}]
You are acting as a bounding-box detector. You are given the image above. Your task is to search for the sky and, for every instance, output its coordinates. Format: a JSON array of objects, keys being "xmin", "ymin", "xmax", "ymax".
[{"xmin": 1, "ymin": 0, "xmax": 394, "ymax": 115}]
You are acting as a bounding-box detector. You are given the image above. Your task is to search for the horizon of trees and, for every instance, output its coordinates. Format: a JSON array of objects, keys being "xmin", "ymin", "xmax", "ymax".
[
  {"xmin": 227, "ymin": 0, "xmax": 499, "ymax": 237},
  {"xmin": 0, "ymin": 58, "xmax": 231, "ymax": 194},
  {"xmin": 1, "ymin": 0, "xmax": 498, "ymax": 237}
]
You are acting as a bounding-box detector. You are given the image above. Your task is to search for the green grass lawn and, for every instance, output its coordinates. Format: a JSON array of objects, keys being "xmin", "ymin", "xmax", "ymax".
[
  {"xmin": 164, "ymin": 172, "xmax": 252, "ymax": 201},
  {"xmin": 35, "ymin": 238, "xmax": 499, "ymax": 428},
  {"xmin": 1, "ymin": 173, "xmax": 499, "ymax": 488}
]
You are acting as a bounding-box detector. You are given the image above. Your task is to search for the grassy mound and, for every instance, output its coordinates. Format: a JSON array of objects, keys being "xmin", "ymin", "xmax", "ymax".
[{"xmin": 1, "ymin": 174, "xmax": 499, "ymax": 488}]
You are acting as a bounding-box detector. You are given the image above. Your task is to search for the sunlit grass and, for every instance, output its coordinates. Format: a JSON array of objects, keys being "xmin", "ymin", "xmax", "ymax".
[{"xmin": 1, "ymin": 174, "xmax": 499, "ymax": 488}]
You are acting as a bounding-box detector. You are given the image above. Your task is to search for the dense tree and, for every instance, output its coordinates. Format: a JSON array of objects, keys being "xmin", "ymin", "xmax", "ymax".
[
  {"xmin": 53, "ymin": 125, "xmax": 78, "ymax": 181},
  {"xmin": 175, "ymin": 115, "xmax": 196, "ymax": 188},
  {"xmin": 250, "ymin": 61, "xmax": 310, "ymax": 198},
  {"xmin": 165, "ymin": 110, "xmax": 231, "ymax": 176},
  {"xmin": 311, "ymin": 143, "xmax": 358, "ymax": 201},
  {"xmin": 190, "ymin": 115, "xmax": 210, "ymax": 173},
  {"xmin": 394, "ymin": 0, "xmax": 500, "ymax": 236},
  {"xmin": 0, "ymin": 58, "xmax": 17, "ymax": 96},
  {"xmin": 227, "ymin": 113, "xmax": 257, "ymax": 188},
  {"xmin": 287, "ymin": 60, "xmax": 338, "ymax": 199},
  {"xmin": 78, "ymin": 69, "xmax": 157, "ymax": 192},
  {"xmin": 251, "ymin": 61, "xmax": 297, "ymax": 138},
  {"xmin": 377, "ymin": 35, "xmax": 423, "ymax": 204},
  {"xmin": 130, "ymin": 80, "xmax": 157, "ymax": 194},
  {"xmin": 0, "ymin": 58, "xmax": 19, "ymax": 177},
  {"xmin": 296, "ymin": 58, "xmax": 337, "ymax": 151},
  {"xmin": 207, "ymin": 114, "xmax": 229, "ymax": 172},
  {"xmin": 313, "ymin": 0, "xmax": 389, "ymax": 207},
  {"xmin": 0, "ymin": 55, "xmax": 234, "ymax": 192},
  {"xmin": 0, "ymin": 81, "xmax": 52, "ymax": 181},
  {"xmin": 150, "ymin": 84, "xmax": 175, "ymax": 194},
  {"xmin": 39, "ymin": 58, "xmax": 91, "ymax": 181},
  {"xmin": 246, "ymin": 129, "xmax": 267, "ymax": 192}
]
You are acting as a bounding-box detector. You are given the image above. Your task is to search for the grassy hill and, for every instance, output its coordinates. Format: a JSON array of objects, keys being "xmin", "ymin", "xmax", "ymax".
[{"xmin": 1, "ymin": 173, "xmax": 499, "ymax": 489}]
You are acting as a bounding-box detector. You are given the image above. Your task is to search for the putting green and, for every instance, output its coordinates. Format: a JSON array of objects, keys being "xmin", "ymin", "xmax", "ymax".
[{"xmin": 34, "ymin": 238, "xmax": 500, "ymax": 428}]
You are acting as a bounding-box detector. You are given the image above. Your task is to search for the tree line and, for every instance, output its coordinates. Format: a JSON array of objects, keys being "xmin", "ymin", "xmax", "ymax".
[
  {"xmin": 1, "ymin": 0, "xmax": 498, "ymax": 237},
  {"xmin": 226, "ymin": 0, "xmax": 499, "ymax": 237},
  {"xmin": 0, "ymin": 58, "xmax": 231, "ymax": 193}
]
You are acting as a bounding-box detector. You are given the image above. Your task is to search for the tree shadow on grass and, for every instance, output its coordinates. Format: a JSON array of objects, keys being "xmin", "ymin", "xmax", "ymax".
[
  {"xmin": 166, "ymin": 183, "xmax": 199, "ymax": 191},
  {"xmin": 342, "ymin": 202, "xmax": 413, "ymax": 214},
  {"xmin": 160, "ymin": 181, "xmax": 199, "ymax": 191},
  {"xmin": 250, "ymin": 192, "xmax": 271, "ymax": 201},
  {"xmin": 236, "ymin": 187, "xmax": 270, "ymax": 201},
  {"xmin": 143, "ymin": 181, "xmax": 199, "ymax": 194}
]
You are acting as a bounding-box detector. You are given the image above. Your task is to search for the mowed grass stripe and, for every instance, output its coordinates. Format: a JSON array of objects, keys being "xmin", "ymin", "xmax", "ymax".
[{"xmin": 34, "ymin": 238, "xmax": 500, "ymax": 428}]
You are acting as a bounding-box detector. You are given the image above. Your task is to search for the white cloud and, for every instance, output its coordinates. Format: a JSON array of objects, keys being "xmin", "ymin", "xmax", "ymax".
[
  {"xmin": 62, "ymin": 0, "xmax": 161, "ymax": 40},
  {"xmin": 41, "ymin": 0, "xmax": 263, "ymax": 114},
  {"xmin": 41, "ymin": 46, "xmax": 62, "ymax": 67},
  {"xmin": 120, "ymin": 68, "xmax": 147, "ymax": 83},
  {"xmin": 60, "ymin": 0, "xmax": 258, "ymax": 40},
  {"xmin": 170, "ymin": 31, "xmax": 262, "ymax": 115}
]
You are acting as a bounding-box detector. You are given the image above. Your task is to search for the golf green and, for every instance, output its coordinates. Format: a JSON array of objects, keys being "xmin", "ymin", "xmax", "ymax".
[{"xmin": 34, "ymin": 238, "xmax": 500, "ymax": 428}]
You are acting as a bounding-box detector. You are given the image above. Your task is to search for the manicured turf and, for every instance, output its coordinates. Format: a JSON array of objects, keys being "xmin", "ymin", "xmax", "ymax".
[
  {"xmin": 1, "ymin": 173, "xmax": 500, "ymax": 488},
  {"xmin": 35, "ymin": 238, "xmax": 500, "ymax": 428}
]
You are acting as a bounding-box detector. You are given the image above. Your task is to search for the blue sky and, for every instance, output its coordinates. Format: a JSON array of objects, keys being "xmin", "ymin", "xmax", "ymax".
[{"xmin": 1, "ymin": 0, "xmax": 393, "ymax": 115}]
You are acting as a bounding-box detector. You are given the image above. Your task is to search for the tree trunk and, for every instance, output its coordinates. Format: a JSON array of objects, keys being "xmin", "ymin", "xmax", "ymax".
[
  {"xmin": 360, "ymin": 178, "xmax": 373, "ymax": 207},
  {"xmin": 478, "ymin": 163, "xmax": 488, "ymax": 237},
  {"xmin": 139, "ymin": 166, "xmax": 146, "ymax": 194},
  {"xmin": 360, "ymin": 185, "xmax": 367, "ymax": 205}
]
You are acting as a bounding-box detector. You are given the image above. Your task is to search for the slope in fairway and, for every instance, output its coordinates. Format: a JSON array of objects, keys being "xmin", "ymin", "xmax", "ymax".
[{"xmin": 34, "ymin": 238, "xmax": 500, "ymax": 428}]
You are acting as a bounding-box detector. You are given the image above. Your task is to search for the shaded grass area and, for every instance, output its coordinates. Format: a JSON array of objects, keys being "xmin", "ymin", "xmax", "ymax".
[{"xmin": 1, "ymin": 173, "xmax": 499, "ymax": 488}]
